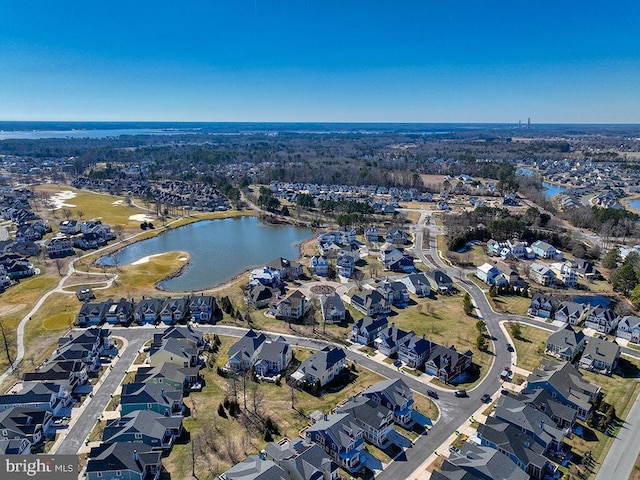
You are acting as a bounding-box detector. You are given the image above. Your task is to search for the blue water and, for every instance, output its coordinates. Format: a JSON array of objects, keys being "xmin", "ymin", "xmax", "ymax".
[
  {"xmin": 98, "ymin": 216, "xmax": 312, "ymax": 291},
  {"xmin": 627, "ymin": 198, "xmax": 640, "ymax": 212},
  {"xmin": 0, "ymin": 128, "xmax": 200, "ymax": 140},
  {"xmin": 572, "ymin": 295, "xmax": 611, "ymax": 308},
  {"xmin": 515, "ymin": 167, "xmax": 535, "ymax": 176},
  {"xmin": 542, "ymin": 181, "xmax": 567, "ymax": 198}
]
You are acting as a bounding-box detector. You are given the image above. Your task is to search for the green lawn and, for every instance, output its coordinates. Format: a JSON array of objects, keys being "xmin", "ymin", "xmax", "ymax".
[
  {"xmin": 506, "ymin": 323, "xmax": 552, "ymax": 373},
  {"xmin": 491, "ymin": 295, "xmax": 531, "ymax": 316}
]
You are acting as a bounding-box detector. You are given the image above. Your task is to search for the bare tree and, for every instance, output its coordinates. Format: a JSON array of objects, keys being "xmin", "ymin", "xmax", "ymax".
[
  {"xmin": 55, "ymin": 258, "xmax": 64, "ymax": 276},
  {"xmin": 250, "ymin": 382, "xmax": 265, "ymax": 415},
  {"xmin": 0, "ymin": 320, "xmax": 14, "ymax": 368},
  {"xmin": 77, "ymin": 210, "xmax": 85, "ymax": 222},
  {"xmin": 223, "ymin": 434, "xmax": 241, "ymax": 464},
  {"xmin": 62, "ymin": 208, "xmax": 72, "ymax": 221}
]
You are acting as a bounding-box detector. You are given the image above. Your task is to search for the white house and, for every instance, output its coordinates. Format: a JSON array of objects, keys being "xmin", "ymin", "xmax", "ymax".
[
  {"xmin": 617, "ymin": 315, "xmax": 640, "ymax": 343},
  {"xmin": 531, "ymin": 240, "xmax": 562, "ymax": 259},
  {"xmin": 551, "ymin": 262, "xmax": 578, "ymax": 288},
  {"xmin": 476, "ymin": 263, "xmax": 503, "ymax": 285},
  {"xmin": 310, "ymin": 255, "xmax": 329, "ymax": 277}
]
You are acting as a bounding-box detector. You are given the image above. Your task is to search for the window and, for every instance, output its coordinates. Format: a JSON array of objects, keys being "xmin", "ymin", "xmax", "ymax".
[
  {"xmin": 115, "ymin": 471, "xmax": 121, "ymax": 476},
  {"xmin": 134, "ymin": 433, "xmax": 142, "ymax": 439},
  {"xmin": 96, "ymin": 473, "xmax": 102, "ymax": 478}
]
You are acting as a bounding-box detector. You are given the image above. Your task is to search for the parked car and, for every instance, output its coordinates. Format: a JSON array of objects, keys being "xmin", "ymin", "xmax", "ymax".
[
  {"xmin": 481, "ymin": 393, "xmax": 491, "ymax": 403},
  {"xmin": 506, "ymin": 343, "xmax": 514, "ymax": 352},
  {"xmin": 449, "ymin": 446, "xmax": 462, "ymax": 455},
  {"xmin": 454, "ymin": 390, "xmax": 468, "ymax": 398},
  {"xmin": 426, "ymin": 389, "xmax": 439, "ymax": 399}
]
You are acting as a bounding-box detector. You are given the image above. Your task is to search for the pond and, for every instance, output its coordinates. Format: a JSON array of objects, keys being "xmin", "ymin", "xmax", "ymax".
[
  {"xmin": 98, "ymin": 216, "xmax": 313, "ymax": 291},
  {"xmin": 627, "ymin": 198, "xmax": 640, "ymax": 213},
  {"xmin": 572, "ymin": 295, "xmax": 612, "ymax": 308},
  {"xmin": 542, "ymin": 181, "xmax": 567, "ymax": 198}
]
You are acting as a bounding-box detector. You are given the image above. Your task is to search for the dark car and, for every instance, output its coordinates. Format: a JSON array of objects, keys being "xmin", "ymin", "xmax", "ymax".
[
  {"xmin": 481, "ymin": 393, "xmax": 492, "ymax": 403},
  {"xmin": 426, "ymin": 389, "xmax": 439, "ymax": 399},
  {"xmin": 454, "ymin": 389, "xmax": 468, "ymax": 398},
  {"xmin": 506, "ymin": 343, "xmax": 514, "ymax": 352}
]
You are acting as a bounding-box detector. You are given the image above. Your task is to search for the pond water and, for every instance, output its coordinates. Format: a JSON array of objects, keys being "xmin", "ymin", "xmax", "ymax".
[
  {"xmin": 627, "ymin": 198, "xmax": 640, "ymax": 213},
  {"xmin": 542, "ymin": 181, "xmax": 567, "ymax": 198},
  {"xmin": 98, "ymin": 216, "xmax": 313, "ymax": 291},
  {"xmin": 572, "ymin": 295, "xmax": 612, "ymax": 308}
]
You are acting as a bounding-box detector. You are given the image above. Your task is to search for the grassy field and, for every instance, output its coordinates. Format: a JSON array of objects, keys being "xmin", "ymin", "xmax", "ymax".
[
  {"xmin": 490, "ymin": 295, "xmax": 532, "ymax": 316},
  {"xmin": 161, "ymin": 336, "xmax": 437, "ymax": 479},
  {"xmin": 506, "ymin": 323, "xmax": 553, "ymax": 372}
]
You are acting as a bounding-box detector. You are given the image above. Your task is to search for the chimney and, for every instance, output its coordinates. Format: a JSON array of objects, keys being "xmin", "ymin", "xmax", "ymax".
[
  {"xmin": 324, "ymin": 413, "xmax": 328, "ymax": 421},
  {"xmin": 595, "ymin": 346, "xmax": 599, "ymax": 355},
  {"xmin": 540, "ymin": 420, "xmax": 545, "ymax": 430}
]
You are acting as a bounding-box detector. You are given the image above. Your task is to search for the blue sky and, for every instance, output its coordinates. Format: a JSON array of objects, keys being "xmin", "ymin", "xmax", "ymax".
[{"xmin": 1, "ymin": 1, "xmax": 639, "ymax": 123}]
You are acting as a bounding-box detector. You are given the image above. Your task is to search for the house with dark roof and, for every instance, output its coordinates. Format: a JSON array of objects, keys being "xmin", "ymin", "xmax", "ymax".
[
  {"xmin": 527, "ymin": 293, "xmax": 559, "ymax": 319},
  {"xmin": 578, "ymin": 338, "xmax": 620, "ymax": 374},
  {"xmin": 350, "ymin": 289, "xmax": 391, "ymax": 317},
  {"xmin": 526, "ymin": 361, "xmax": 601, "ymax": 420},
  {"xmin": 584, "ymin": 306, "xmax": 619, "ymax": 334},
  {"xmin": 218, "ymin": 454, "xmax": 289, "ymax": 480},
  {"xmin": 349, "ymin": 316, "xmax": 388, "ymax": 346},
  {"xmin": 554, "ymin": 301, "xmax": 587, "ymax": 325},
  {"xmin": 134, "ymin": 297, "xmax": 163, "ymax": 325},
  {"xmin": 435, "ymin": 443, "xmax": 528, "ymax": 480},
  {"xmin": 362, "ymin": 378, "xmax": 414, "ymax": 427},
  {"xmin": 305, "ymin": 412, "xmax": 365, "ymax": 473},
  {"xmin": 0, "ymin": 407, "xmax": 52, "ymax": 445},
  {"xmin": 102, "ymin": 409, "xmax": 183, "ymax": 450},
  {"xmin": 224, "ymin": 329, "xmax": 268, "ymax": 373},
  {"xmin": 86, "ymin": 443, "xmax": 162, "ymax": 480},
  {"xmin": 290, "ymin": 347, "xmax": 347, "ymax": 388},
  {"xmin": 0, "ymin": 382, "xmax": 72, "ymax": 417},
  {"xmin": 264, "ymin": 437, "xmax": 339, "ymax": 480},
  {"xmin": 617, "ymin": 315, "xmax": 640, "ymax": 343},
  {"xmin": 545, "ymin": 324, "xmax": 585, "ymax": 362},
  {"xmin": 424, "ymin": 345, "xmax": 473, "ymax": 384},
  {"xmin": 336, "ymin": 396, "xmax": 394, "ymax": 447},
  {"xmin": 134, "ymin": 363, "xmax": 200, "ymax": 393},
  {"xmin": 23, "ymin": 360, "xmax": 88, "ymax": 391},
  {"xmin": 245, "ymin": 284, "xmax": 279, "ymax": 309},
  {"xmin": 0, "ymin": 438, "xmax": 32, "ymax": 455},
  {"xmin": 119, "ymin": 383, "xmax": 184, "ymax": 417},
  {"xmin": 105, "ymin": 298, "xmax": 135, "ymax": 325},
  {"xmin": 508, "ymin": 389, "xmax": 578, "ymax": 430},
  {"xmin": 426, "ymin": 270, "xmax": 454, "ymax": 294},
  {"xmin": 320, "ymin": 292, "xmax": 346, "ymax": 324},
  {"xmin": 570, "ymin": 258, "xmax": 599, "ymax": 280},
  {"xmin": 254, "ymin": 336, "xmax": 293, "ymax": 378},
  {"xmin": 188, "ymin": 295, "xmax": 216, "ymax": 323},
  {"xmin": 48, "ymin": 341, "xmax": 101, "ymax": 372},
  {"xmin": 397, "ymin": 333, "xmax": 433, "ymax": 369},
  {"xmin": 400, "ymin": 272, "xmax": 431, "ymax": 297},
  {"xmin": 266, "ymin": 257, "xmax": 303, "ymax": 281},
  {"xmin": 336, "ymin": 251, "xmax": 356, "ymax": 278},
  {"xmin": 76, "ymin": 300, "xmax": 112, "ymax": 326},
  {"xmin": 374, "ymin": 324, "xmax": 412, "ymax": 357},
  {"xmin": 57, "ymin": 326, "xmax": 113, "ymax": 353},
  {"xmin": 376, "ymin": 278, "xmax": 410, "ymax": 307},
  {"xmin": 273, "ymin": 290, "xmax": 310, "ymax": 321},
  {"xmin": 309, "ymin": 254, "xmax": 329, "ymax": 277},
  {"xmin": 160, "ymin": 297, "xmax": 188, "ymax": 324}
]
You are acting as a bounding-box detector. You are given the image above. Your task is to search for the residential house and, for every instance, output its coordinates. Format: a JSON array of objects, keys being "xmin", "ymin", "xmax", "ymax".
[
  {"xmin": 224, "ymin": 329, "xmax": 268, "ymax": 373},
  {"xmin": 527, "ymin": 293, "xmax": 559, "ymax": 319},
  {"xmin": 0, "ymin": 382, "xmax": 71, "ymax": 417},
  {"xmin": 0, "ymin": 407, "xmax": 52, "ymax": 445},
  {"xmin": 476, "ymin": 263, "xmax": 505, "ymax": 285},
  {"xmin": 134, "ymin": 297, "xmax": 163, "ymax": 325},
  {"xmin": 218, "ymin": 455, "xmax": 289, "ymax": 480},
  {"xmin": 248, "ymin": 266, "xmax": 281, "ymax": 288},
  {"xmin": 155, "ymin": 326, "xmax": 206, "ymax": 352},
  {"xmin": 309, "ymin": 255, "xmax": 329, "ymax": 277},
  {"xmin": 617, "ymin": 315, "xmax": 640, "ymax": 343},
  {"xmin": 86, "ymin": 443, "xmax": 162, "ymax": 480},
  {"xmin": 58, "ymin": 326, "xmax": 113, "ymax": 353},
  {"xmin": 188, "ymin": 295, "xmax": 216, "ymax": 323},
  {"xmin": 273, "ymin": 290, "xmax": 310, "ymax": 321},
  {"xmin": 336, "ymin": 396, "xmax": 394, "ymax": 447},
  {"xmin": 400, "ymin": 273, "xmax": 431, "ymax": 297},
  {"xmin": 320, "ymin": 292, "xmax": 346, "ymax": 324},
  {"xmin": 264, "ymin": 437, "xmax": 339, "ymax": 480},
  {"xmin": 350, "ymin": 289, "xmax": 391, "ymax": 317},
  {"xmin": 266, "ymin": 257, "xmax": 303, "ymax": 281},
  {"xmin": 579, "ymin": 338, "xmax": 621, "ymax": 374},
  {"xmin": 376, "ymin": 279, "xmax": 410, "ymax": 307},
  {"xmin": 45, "ymin": 236, "xmax": 75, "ymax": 258},
  {"xmin": 424, "ymin": 345, "xmax": 473, "ymax": 384},
  {"xmin": 362, "ymin": 378, "xmax": 415, "ymax": 427},
  {"xmin": 76, "ymin": 300, "xmax": 112, "ymax": 326},
  {"xmin": 245, "ymin": 284, "xmax": 278, "ymax": 309},
  {"xmin": 104, "ymin": 298, "xmax": 134, "ymax": 325},
  {"xmin": 426, "ymin": 270, "xmax": 454, "ymax": 294},
  {"xmin": 305, "ymin": 412, "xmax": 365, "ymax": 472},
  {"xmin": 134, "ymin": 363, "xmax": 200, "ymax": 393},
  {"xmin": 550, "ymin": 262, "xmax": 578, "ymax": 288},
  {"xmin": 531, "ymin": 240, "xmax": 561, "ymax": 259},
  {"xmin": 385, "ymin": 228, "xmax": 410, "ymax": 245},
  {"xmin": 76, "ymin": 286, "xmax": 95, "ymax": 302},
  {"xmin": 119, "ymin": 383, "xmax": 184, "ymax": 417},
  {"xmin": 102, "ymin": 410, "xmax": 183, "ymax": 450},
  {"xmin": 545, "ymin": 324, "xmax": 585, "ymax": 361},
  {"xmin": 526, "ymin": 361, "xmax": 601, "ymax": 420},
  {"xmin": 290, "ymin": 346, "xmax": 347, "ymax": 388},
  {"xmin": 59, "ymin": 220, "xmax": 81, "ymax": 235},
  {"xmin": 514, "ymin": 388, "xmax": 578, "ymax": 430},
  {"xmin": 374, "ymin": 324, "xmax": 412, "ymax": 357},
  {"xmin": 571, "ymin": 258, "xmax": 599, "ymax": 280},
  {"xmin": 349, "ymin": 316, "xmax": 388, "ymax": 346},
  {"xmin": 397, "ymin": 333, "xmax": 433, "ymax": 369},
  {"xmin": 159, "ymin": 297, "xmax": 188, "ymax": 324},
  {"xmin": 48, "ymin": 342, "xmax": 100, "ymax": 372},
  {"xmin": 148, "ymin": 338, "xmax": 199, "ymax": 369},
  {"xmin": 584, "ymin": 306, "xmax": 619, "ymax": 334},
  {"xmin": 529, "ymin": 262, "xmax": 557, "ymax": 287},
  {"xmin": 0, "ymin": 438, "xmax": 32, "ymax": 455},
  {"xmin": 254, "ymin": 336, "xmax": 293, "ymax": 378},
  {"xmin": 494, "ymin": 400, "xmax": 566, "ymax": 452},
  {"xmin": 434, "ymin": 443, "xmax": 528, "ymax": 480},
  {"xmin": 23, "ymin": 360, "xmax": 88, "ymax": 391},
  {"xmin": 336, "ymin": 251, "xmax": 356, "ymax": 278},
  {"xmin": 364, "ymin": 226, "xmax": 379, "ymax": 242},
  {"xmin": 486, "ymin": 239, "xmax": 504, "ymax": 257},
  {"xmin": 554, "ymin": 301, "xmax": 587, "ymax": 325}
]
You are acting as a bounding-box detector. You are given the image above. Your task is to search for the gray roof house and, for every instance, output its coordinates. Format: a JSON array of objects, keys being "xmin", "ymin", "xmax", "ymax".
[
  {"xmin": 526, "ymin": 361, "xmax": 601, "ymax": 420},
  {"xmin": 218, "ymin": 454, "xmax": 289, "ymax": 480},
  {"xmin": 264, "ymin": 437, "xmax": 339, "ymax": 480},
  {"xmin": 120, "ymin": 383, "xmax": 184, "ymax": 417},
  {"xmin": 0, "ymin": 381, "xmax": 72, "ymax": 417},
  {"xmin": 527, "ymin": 293, "xmax": 559, "ymax": 319},
  {"xmin": 104, "ymin": 298, "xmax": 134, "ymax": 325},
  {"xmin": 361, "ymin": 378, "xmax": 415, "ymax": 427},
  {"xmin": 349, "ymin": 316, "xmax": 388, "ymax": 346},
  {"xmin": 584, "ymin": 306, "xmax": 619, "ymax": 334},
  {"xmin": 320, "ymin": 292, "xmax": 346, "ymax": 324},
  {"xmin": 436, "ymin": 443, "xmax": 528, "ymax": 480},
  {"xmin": 102, "ymin": 409, "xmax": 183, "ymax": 450},
  {"xmin": 350, "ymin": 289, "xmax": 392, "ymax": 317},
  {"xmin": 424, "ymin": 344, "xmax": 473, "ymax": 384},
  {"xmin": 245, "ymin": 284, "xmax": 278, "ymax": 309},
  {"xmin": 134, "ymin": 297, "xmax": 163, "ymax": 325},
  {"xmin": 554, "ymin": 301, "xmax": 587, "ymax": 325},
  {"xmin": 400, "ymin": 272, "xmax": 431, "ymax": 297},
  {"xmin": 0, "ymin": 438, "xmax": 31, "ymax": 455},
  {"xmin": 426, "ymin": 270, "xmax": 454, "ymax": 294},
  {"xmin": 494, "ymin": 399, "xmax": 565, "ymax": 452},
  {"xmin": 188, "ymin": 295, "xmax": 216, "ymax": 323},
  {"xmin": 545, "ymin": 324, "xmax": 585, "ymax": 362},
  {"xmin": 336, "ymin": 396, "xmax": 394, "ymax": 448},
  {"xmin": 160, "ymin": 297, "xmax": 188, "ymax": 324},
  {"xmin": 374, "ymin": 324, "xmax": 412, "ymax": 357},
  {"xmin": 291, "ymin": 347, "xmax": 347, "ymax": 388},
  {"xmin": 225, "ymin": 329, "xmax": 268, "ymax": 373},
  {"xmin": 134, "ymin": 363, "xmax": 200, "ymax": 393},
  {"xmin": 617, "ymin": 315, "xmax": 640, "ymax": 343},
  {"xmin": 578, "ymin": 337, "xmax": 621, "ymax": 375},
  {"xmin": 0, "ymin": 407, "xmax": 52, "ymax": 445},
  {"xmin": 305, "ymin": 412, "xmax": 365, "ymax": 473},
  {"xmin": 509, "ymin": 389, "xmax": 578, "ymax": 429},
  {"xmin": 149, "ymin": 337, "xmax": 199, "ymax": 368},
  {"xmin": 86, "ymin": 443, "xmax": 162, "ymax": 480},
  {"xmin": 254, "ymin": 336, "xmax": 293, "ymax": 378}
]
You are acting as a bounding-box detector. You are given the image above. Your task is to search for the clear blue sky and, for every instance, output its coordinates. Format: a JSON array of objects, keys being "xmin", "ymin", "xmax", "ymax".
[{"xmin": 1, "ymin": 1, "xmax": 639, "ymax": 123}]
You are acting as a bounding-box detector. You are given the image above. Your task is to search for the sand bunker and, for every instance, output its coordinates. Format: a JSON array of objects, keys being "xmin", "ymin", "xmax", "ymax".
[
  {"xmin": 49, "ymin": 191, "xmax": 77, "ymax": 210},
  {"xmin": 129, "ymin": 213, "xmax": 155, "ymax": 222},
  {"xmin": 112, "ymin": 200, "xmax": 123, "ymax": 206},
  {"xmin": 131, "ymin": 254, "xmax": 163, "ymax": 265}
]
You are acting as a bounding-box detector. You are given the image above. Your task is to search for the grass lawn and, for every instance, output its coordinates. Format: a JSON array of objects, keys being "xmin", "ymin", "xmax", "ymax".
[
  {"xmin": 506, "ymin": 323, "xmax": 553, "ymax": 373},
  {"xmin": 164, "ymin": 335, "xmax": 437, "ymax": 479},
  {"xmin": 491, "ymin": 295, "xmax": 531, "ymax": 316}
]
